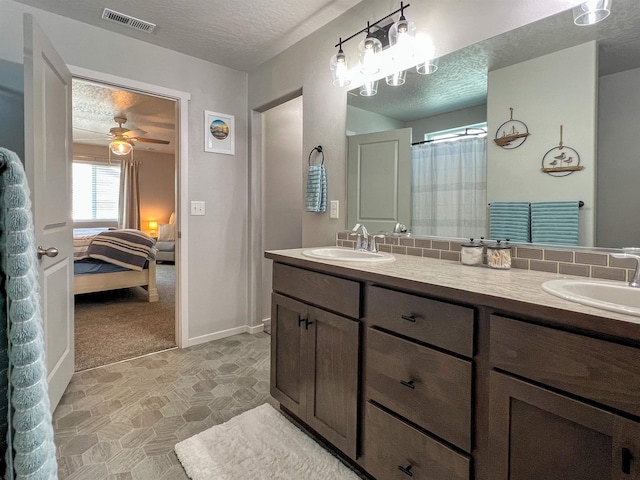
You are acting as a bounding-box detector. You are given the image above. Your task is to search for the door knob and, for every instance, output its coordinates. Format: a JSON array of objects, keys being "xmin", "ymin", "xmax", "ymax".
[{"xmin": 37, "ymin": 246, "xmax": 59, "ymax": 259}]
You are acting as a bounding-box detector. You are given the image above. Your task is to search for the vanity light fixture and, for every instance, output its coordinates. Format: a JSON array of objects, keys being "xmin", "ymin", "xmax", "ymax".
[
  {"xmin": 331, "ymin": 2, "xmax": 427, "ymax": 95},
  {"xmin": 573, "ymin": 0, "xmax": 611, "ymax": 26},
  {"xmin": 109, "ymin": 138, "xmax": 132, "ymax": 156}
]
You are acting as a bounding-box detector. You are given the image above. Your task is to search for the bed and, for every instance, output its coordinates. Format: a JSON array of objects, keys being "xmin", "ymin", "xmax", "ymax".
[{"xmin": 73, "ymin": 229, "xmax": 159, "ymax": 302}]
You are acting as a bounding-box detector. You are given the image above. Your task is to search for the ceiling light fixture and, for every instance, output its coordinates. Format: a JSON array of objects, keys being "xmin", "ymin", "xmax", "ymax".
[
  {"xmin": 109, "ymin": 138, "xmax": 133, "ymax": 156},
  {"xmin": 573, "ymin": 0, "xmax": 611, "ymax": 26},
  {"xmin": 331, "ymin": 2, "xmax": 430, "ymax": 96}
]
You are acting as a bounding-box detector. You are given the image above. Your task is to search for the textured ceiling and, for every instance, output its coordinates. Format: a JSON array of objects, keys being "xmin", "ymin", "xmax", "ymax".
[
  {"xmin": 14, "ymin": 0, "xmax": 363, "ymax": 72},
  {"xmin": 349, "ymin": 0, "xmax": 640, "ymax": 122},
  {"xmin": 72, "ymin": 79, "xmax": 176, "ymax": 155}
]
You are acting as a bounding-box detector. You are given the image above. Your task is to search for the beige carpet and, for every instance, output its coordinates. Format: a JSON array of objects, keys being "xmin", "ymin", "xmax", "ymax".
[{"xmin": 74, "ymin": 263, "xmax": 176, "ymax": 371}]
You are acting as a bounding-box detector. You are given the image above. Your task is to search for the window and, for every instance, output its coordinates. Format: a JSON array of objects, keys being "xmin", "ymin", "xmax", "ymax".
[
  {"xmin": 424, "ymin": 122, "xmax": 487, "ymax": 143},
  {"xmin": 72, "ymin": 161, "xmax": 120, "ymax": 222}
]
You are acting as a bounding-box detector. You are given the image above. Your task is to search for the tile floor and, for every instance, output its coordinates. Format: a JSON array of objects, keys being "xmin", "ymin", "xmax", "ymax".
[{"xmin": 53, "ymin": 332, "xmax": 273, "ymax": 479}]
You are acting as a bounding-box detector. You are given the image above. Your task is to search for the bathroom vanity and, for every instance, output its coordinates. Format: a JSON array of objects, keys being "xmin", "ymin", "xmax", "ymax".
[{"xmin": 265, "ymin": 249, "xmax": 640, "ymax": 480}]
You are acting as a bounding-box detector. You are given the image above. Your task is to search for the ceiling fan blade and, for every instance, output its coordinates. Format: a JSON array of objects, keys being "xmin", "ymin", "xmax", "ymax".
[
  {"xmin": 130, "ymin": 137, "xmax": 170, "ymax": 144},
  {"xmin": 123, "ymin": 128, "xmax": 147, "ymax": 138},
  {"xmin": 73, "ymin": 126, "xmax": 107, "ymax": 135}
]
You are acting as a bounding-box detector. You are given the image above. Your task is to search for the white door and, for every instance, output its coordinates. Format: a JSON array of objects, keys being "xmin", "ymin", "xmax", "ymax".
[
  {"xmin": 347, "ymin": 128, "xmax": 412, "ymax": 233},
  {"xmin": 23, "ymin": 14, "xmax": 74, "ymax": 411}
]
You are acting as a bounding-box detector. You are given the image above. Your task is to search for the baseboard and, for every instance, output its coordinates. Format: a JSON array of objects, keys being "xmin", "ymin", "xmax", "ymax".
[{"xmin": 188, "ymin": 323, "xmax": 265, "ymax": 346}]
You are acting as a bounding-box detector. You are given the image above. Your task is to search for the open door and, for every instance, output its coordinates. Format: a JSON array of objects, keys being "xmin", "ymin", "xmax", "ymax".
[
  {"xmin": 23, "ymin": 14, "xmax": 74, "ymax": 411},
  {"xmin": 347, "ymin": 128, "xmax": 412, "ymax": 234}
]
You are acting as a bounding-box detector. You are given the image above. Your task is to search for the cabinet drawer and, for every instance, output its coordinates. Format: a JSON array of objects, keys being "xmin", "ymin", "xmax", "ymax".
[
  {"xmin": 273, "ymin": 263, "xmax": 360, "ymax": 318},
  {"xmin": 366, "ymin": 285, "xmax": 474, "ymax": 357},
  {"xmin": 490, "ymin": 315, "xmax": 640, "ymax": 417},
  {"xmin": 363, "ymin": 402, "xmax": 470, "ymax": 480},
  {"xmin": 366, "ymin": 328, "xmax": 472, "ymax": 452}
]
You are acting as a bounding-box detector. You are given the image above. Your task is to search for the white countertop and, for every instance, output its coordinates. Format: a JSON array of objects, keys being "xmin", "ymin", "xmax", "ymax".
[{"xmin": 266, "ymin": 248, "xmax": 640, "ymax": 340}]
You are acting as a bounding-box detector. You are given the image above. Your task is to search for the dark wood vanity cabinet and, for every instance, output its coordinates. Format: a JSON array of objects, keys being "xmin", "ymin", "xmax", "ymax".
[
  {"xmin": 489, "ymin": 315, "xmax": 640, "ymax": 480},
  {"xmin": 270, "ymin": 264, "xmax": 360, "ymax": 459},
  {"xmin": 267, "ymin": 255, "xmax": 640, "ymax": 480}
]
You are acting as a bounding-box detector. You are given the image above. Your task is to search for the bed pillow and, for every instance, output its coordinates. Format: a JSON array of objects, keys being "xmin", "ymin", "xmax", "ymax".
[
  {"xmin": 158, "ymin": 223, "xmax": 175, "ymax": 242},
  {"xmin": 88, "ymin": 229, "xmax": 155, "ymax": 271},
  {"xmin": 168, "ymin": 212, "xmax": 175, "ymax": 224}
]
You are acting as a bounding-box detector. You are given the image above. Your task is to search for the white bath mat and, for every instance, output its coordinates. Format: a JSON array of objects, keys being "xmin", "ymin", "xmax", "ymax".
[{"xmin": 174, "ymin": 403, "xmax": 362, "ymax": 480}]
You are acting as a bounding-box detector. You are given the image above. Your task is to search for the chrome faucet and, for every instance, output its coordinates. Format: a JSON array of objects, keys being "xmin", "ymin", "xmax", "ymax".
[
  {"xmin": 612, "ymin": 252, "xmax": 640, "ymax": 287},
  {"xmin": 350, "ymin": 223, "xmax": 369, "ymax": 251}
]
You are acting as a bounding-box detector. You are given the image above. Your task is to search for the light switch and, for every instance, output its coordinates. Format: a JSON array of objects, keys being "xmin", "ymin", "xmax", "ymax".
[
  {"xmin": 191, "ymin": 201, "xmax": 205, "ymax": 216},
  {"xmin": 330, "ymin": 200, "xmax": 339, "ymax": 219}
]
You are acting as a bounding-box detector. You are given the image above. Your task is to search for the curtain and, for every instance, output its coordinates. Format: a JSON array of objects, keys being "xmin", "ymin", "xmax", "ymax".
[
  {"xmin": 118, "ymin": 157, "xmax": 141, "ymax": 230},
  {"xmin": 412, "ymin": 137, "xmax": 487, "ymax": 238}
]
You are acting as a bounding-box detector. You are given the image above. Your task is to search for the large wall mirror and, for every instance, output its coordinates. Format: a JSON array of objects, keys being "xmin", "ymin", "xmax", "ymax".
[{"xmin": 346, "ymin": 0, "xmax": 640, "ymax": 249}]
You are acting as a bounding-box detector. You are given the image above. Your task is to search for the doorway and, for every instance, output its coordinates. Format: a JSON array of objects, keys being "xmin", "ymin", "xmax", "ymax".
[{"xmin": 71, "ymin": 77, "xmax": 179, "ymax": 370}]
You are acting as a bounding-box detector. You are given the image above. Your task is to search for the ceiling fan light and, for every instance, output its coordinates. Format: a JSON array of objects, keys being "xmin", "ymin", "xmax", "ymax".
[
  {"xmin": 110, "ymin": 139, "xmax": 132, "ymax": 155},
  {"xmin": 573, "ymin": 0, "xmax": 611, "ymax": 26}
]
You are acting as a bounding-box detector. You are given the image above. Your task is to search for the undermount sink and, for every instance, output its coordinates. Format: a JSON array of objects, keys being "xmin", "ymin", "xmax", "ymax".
[
  {"xmin": 302, "ymin": 247, "xmax": 395, "ymax": 263},
  {"xmin": 542, "ymin": 279, "xmax": 640, "ymax": 317}
]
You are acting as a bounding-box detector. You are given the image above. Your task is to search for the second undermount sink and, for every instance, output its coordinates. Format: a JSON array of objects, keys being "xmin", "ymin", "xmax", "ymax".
[
  {"xmin": 542, "ymin": 279, "xmax": 640, "ymax": 317},
  {"xmin": 302, "ymin": 247, "xmax": 395, "ymax": 263}
]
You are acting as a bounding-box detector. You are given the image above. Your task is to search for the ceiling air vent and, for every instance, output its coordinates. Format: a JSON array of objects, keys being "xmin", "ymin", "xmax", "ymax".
[{"xmin": 101, "ymin": 8, "xmax": 156, "ymax": 33}]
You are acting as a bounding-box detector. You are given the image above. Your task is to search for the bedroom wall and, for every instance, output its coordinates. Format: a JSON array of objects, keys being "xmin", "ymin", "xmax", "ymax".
[
  {"xmin": 72, "ymin": 143, "xmax": 176, "ymax": 233},
  {"xmin": 1, "ymin": 0, "xmax": 250, "ymax": 344}
]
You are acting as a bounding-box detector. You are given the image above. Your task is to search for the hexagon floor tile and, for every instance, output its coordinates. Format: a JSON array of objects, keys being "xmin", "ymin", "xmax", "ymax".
[{"xmin": 54, "ymin": 332, "xmax": 274, "ymax": 479}]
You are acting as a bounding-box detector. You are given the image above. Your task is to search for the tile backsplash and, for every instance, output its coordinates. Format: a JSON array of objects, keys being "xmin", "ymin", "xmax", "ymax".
[{"xmin": 336, "ymin": 232, "xmax": 635, "ymax": 282}]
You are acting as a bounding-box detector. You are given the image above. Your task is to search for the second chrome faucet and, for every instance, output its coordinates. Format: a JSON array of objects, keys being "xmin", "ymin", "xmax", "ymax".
[{"xmin": 351, "ymin": 224, "xmax": 385, "ymax": 253}]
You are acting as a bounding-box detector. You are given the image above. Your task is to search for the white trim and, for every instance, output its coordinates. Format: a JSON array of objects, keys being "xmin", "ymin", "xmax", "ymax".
[
  {"xmin": 189, "ymin": 324, "xmax": 265, "ymax": 347},
  {"xmin": 248, "ymin": 110, "xmax": 264, "ymax": 328},
  {"xmin": 68, "ymin": 65, "xmax": 191, "ymax": 348}
]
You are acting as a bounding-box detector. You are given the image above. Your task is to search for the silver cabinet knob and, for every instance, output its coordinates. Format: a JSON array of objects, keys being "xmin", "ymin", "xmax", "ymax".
[{"xmin": 37, "ymin": 246, "xmax": 59, "ymax": 259}]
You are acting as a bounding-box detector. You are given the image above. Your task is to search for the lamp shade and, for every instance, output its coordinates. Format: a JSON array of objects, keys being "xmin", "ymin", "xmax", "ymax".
[
  {"xmin": 358, "ymin": 36, "xmax": 382, "ymax": 74},
  {"xmin": 573, "ymin": 0, "xmax": 611, "ymax": 25},
  {"xmin": 389, "ymin": 16, "xmax": 416, "ymax": 63},
  {"xmin": 330, "ymin": 49, "xmax": 351, "ymax": 87},
  {"xmin": 359, "ymin": 80, "xmax": 378, "ymax": 97},
  {"xmin": 386, "ymin": 70, "xmax": 407, "ymax": 86},
  {"xmin": 416, "ymin": 57, "xmax": 439, "ymax": 75},
  {"xmin": 110, "ymin": 139, "xmax": 133, "ymax": 156},
  {"xmin": 148, "ymin": 221, "xmax": 158, "ymax": 233}
]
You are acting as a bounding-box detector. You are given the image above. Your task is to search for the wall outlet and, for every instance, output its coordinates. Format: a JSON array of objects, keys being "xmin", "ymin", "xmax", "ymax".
[
  {"xmin": 330, "ymin": 200, "xmax": 339, "ymax": 219},
  {"xmin": 190, "ymin": 201, "xmax": 205, "ymax": 215}
]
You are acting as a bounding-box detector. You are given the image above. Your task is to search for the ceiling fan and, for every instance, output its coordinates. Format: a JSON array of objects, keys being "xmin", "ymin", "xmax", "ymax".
[
  {"xmin": 107, "ymin": 116, "xmax": 170, "ymax": 155},
  {"xmin": 75, "ymin": 116, "xmax": 170, "ymax": 156}
]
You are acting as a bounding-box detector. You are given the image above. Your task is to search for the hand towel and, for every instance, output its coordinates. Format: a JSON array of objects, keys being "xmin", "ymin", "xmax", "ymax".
[
  {"xmin": 0, "ymin": 148, "xmax": 58, "ymax": 480},
  {"xmin": 489, "ymin": 202, "xmax": 531, "ymax": 242},
  {"xmin": 531, "ymin": 201, "xmax": 580, "ymax": 245},
  {"xmin": 305, "ymin": 164, "xmax": 327, "ymax": 213}
]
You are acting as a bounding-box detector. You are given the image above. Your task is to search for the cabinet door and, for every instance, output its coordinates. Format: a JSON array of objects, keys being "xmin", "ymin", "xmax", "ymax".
[
  {"xmin": 305, "ymin": 306, "xmax": 360, "ymax": 459},
  {"xmin": 489, "ymin": 371, "xmax": 633, "ymax": 480},
  {"xmin": 270, "ymin": 293, "xmax": 307, "ymax": 418},
  {"xmin": 613, "ymin": 417, "xmax": 640, "ymax": 479}
]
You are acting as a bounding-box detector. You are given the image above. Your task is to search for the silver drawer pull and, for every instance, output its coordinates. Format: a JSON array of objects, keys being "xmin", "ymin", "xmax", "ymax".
[
  {"xmin": 401, "ymin": 314, "xmax": 416, "ymax": 323},
  {"xmin": 398, "ymin": 464, "xmax": 413, "ymax": 477},
  {"xmin": 400, "ymin": 379, "xmax": 415, "ymax": 389}
]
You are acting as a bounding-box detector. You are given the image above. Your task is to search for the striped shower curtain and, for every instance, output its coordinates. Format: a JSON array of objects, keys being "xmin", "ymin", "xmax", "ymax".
[{"xmin": 411, "ymin": 136, "xmax": 487, "ymax": 238}]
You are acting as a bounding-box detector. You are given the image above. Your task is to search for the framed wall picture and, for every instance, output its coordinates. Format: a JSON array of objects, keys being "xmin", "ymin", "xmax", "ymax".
[{"xmin": 204, "ymin": 110, "xmax": 235, "ymax": 155}]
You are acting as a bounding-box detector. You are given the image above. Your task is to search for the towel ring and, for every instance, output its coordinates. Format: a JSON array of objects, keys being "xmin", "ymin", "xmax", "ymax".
[{"xmin": 308, "ymin": 145, "xmax": 324, "ymax": 166}]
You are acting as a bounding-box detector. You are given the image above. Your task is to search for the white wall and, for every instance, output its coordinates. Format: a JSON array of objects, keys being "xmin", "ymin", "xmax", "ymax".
[
  {"xmin": 597, "ymin": 67, "xmax": 640, "ymax": 248},
  {"xmin": 1, "ymin": 0, "xmax": 250, "ymax": 342},
  {"xmin": 248, "ymin": 0, "xmax": 583, "ymax": 248},
  {"xmin": 486, "ymin": 42, "xmax": 598, "ymax": 246},
  {"xmin": 346, "ymin": 105, "xmax": 404, "ymax": 136},
  {"xmin": 406, "ymin": 104, "xmax": 487, "ymax": 141},
  {"xmin": 261, "ymin": 96, "xmax": 303, "ymax": 321}
]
